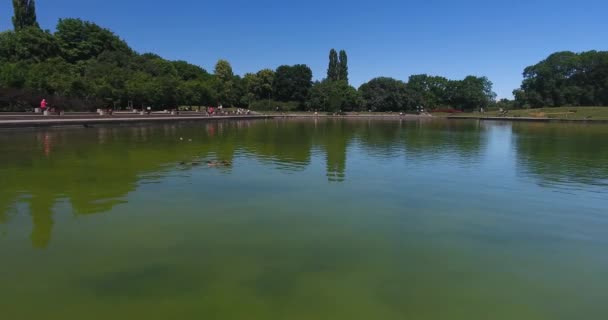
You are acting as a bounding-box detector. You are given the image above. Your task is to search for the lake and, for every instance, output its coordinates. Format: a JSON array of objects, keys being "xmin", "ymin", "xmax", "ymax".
[{"xmin": 1, "ymin": 118, "xmax": 607, "ymax": 319}]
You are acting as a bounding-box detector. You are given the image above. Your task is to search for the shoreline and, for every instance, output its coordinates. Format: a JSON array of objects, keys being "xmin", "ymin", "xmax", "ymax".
[
  {"xmin": 0, "ymin": 114, "xmax": 272, "ymax": 129},
  {"xmin": 447, "ymin": 115, "xmax": 608, "ymax": 124},
  {"xmin": 3, "ymin": 112, "xmax": 608, "ymax": 129},
  {"xmin": 267, "ymin": 113, "xmax": 434, "ymax": 120}
]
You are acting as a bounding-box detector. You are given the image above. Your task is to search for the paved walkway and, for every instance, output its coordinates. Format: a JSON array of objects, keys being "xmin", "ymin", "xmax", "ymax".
[{"xmin": 0, "ymin": 114, "xmax": 272, "ymax": 128}]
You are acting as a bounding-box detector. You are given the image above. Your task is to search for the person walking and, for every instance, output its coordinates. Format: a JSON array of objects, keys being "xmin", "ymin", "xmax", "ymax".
[{"xmin": 40, "ymin": 99, "xmax": 47, "ymax": 112}]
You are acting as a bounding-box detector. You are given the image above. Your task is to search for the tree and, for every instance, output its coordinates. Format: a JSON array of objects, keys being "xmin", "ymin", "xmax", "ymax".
[
  {"xmin": 0, "ymin": 62, "xmax": 29, "ymax": 88},
  {"xmin": 125, "ymin": 72, "xmax": 156, "ymax": 108},
  {"xmin": 177, "ymin": 79, "xmax": 215, "ymax": 107},
  {"xmin": 55, "ymin": 18, "xmax": 133, "ymax": 63},
  {"xmin": 12, "ymin": 0, "xmax": 39, "ymax": 31},
  {"xmin": 25, "ymin": 57, "xmax": 80, "ymax": 97},
  {"xmin": 307, "ymin": 80, "xmax": 361, "ymax": 112},
  {"xmin": 338, "ymin": 50, "xmax": 348, "ymax": 83},
  {"xmin": 135, "ymin": 53, "xmax": 178, "ymax": 77},
  {"xmin": 243, "ymin": 69, "xmax": 275, "ymax": 103},
  {"xmin": 0, "ymin": 27, "xmax": 58, "ymax": 63},
  {"xmin": 406, "ymin": 74, "xmax": 449, "ymax": 109},
  {"xmin": 359, "ymin": 77, "xmax": 410, "ymax": 112},
  {"xmin": 515, "ymin": 51, "xmax": 608, "ymax": 107},
  {"xmin": 255, "ymin": 69, "xmax": 275, "ymax": 100},
  {"xmin": 241, "ymin": 73, "xmax": 258, "ymax": 106},
  {"xmin": 214, "ymin": 59, "xmax": 234, "ymax": 82},
  {"xmin": 214, "ymin": 59, "xmax": 238, "ymax": 106},
  {"xmin": 274, "ymin": 64, "xmax": 313, "ymax": 103},
  {"xmin": 494, "ymin": 98, "xmax": 516, "ymax": 110},
  {"xmin": 327, "ymin": 49, "xmax": 339, "ymax": 81},
  {"xmin": 447, "ymin": 76, "xmax": 495, "ymax": 111},
  {"xmin": 172, "ymin": 60, "xmax": 209, "ymax": 81},
  {"xmin": 81, "ymin": 54, "xmax": 133, "ymax": 106}
]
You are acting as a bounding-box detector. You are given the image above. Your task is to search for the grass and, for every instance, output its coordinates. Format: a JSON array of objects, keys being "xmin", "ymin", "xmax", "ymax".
[{"xmin": 444, "ymin": 107, "xmax": 608, "ymax": 120}]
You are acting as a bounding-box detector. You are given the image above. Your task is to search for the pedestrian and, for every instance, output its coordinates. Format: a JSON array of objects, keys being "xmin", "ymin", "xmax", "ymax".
[{"xmin": 40, "ymin": 99, "xmax": 47, "ymax": 112}]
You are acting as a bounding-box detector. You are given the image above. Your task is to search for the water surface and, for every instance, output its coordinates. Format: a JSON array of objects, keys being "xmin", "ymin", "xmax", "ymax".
[{"xmin": 1, "ymin": 119, "xmax": 607, "ymax": 319}]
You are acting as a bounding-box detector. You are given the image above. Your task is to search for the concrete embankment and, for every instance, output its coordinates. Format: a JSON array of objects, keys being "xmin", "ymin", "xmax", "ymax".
[
  {"xmin": 0, "ymin": 114, "xmax": 272, "ymax": 128},
  {"xmin": 447, "ymin": 116, "xmax": 608, "ymax": 123},
  {"xmin": 270, "ymin": 113, "xmax": 435, "ymax": 120}
]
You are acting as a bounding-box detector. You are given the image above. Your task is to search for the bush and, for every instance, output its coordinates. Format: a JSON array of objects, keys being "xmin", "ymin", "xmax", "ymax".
[
  {"xmin": 432, "ymin": 108, "xmax": 463, "ymax": 113},
  {"xmin": 248, "ymin": 99, "xmax": 301, "ymax": 111}
]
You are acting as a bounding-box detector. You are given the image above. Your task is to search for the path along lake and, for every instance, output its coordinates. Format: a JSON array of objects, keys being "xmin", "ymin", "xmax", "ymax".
[{"xmin": 1, "ymin": 118, "xmax": 607, "ymax": 319}]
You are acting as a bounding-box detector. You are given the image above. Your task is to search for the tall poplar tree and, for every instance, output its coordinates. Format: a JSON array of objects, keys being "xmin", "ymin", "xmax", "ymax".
[
  {"xmin": 12, "ymin": 0, "xmax": 39, "ymax": 31},
  {"xmin": 338, "ymin": 50, "xmax": 348, "ymax": 83},
  {"xmin": 327, "ymin": 49, "xmax": 339, "ymax": 81}
]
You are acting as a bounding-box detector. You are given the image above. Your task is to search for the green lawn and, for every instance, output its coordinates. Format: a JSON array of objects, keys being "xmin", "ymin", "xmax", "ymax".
[{"xmin": 444, "ymin": 107, "xmax": 608, "ymax": 120}]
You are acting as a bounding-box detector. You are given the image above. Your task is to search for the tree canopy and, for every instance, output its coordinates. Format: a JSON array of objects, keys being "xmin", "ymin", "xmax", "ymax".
[
  {"xmin": 273, "ymin": 64, "xmax": 313, "ymax": 103},
  {"xmin": 327, "ymin": 49, "xmax": 339, "ymax": 82},
  {"xmin": 12, "ymin": 0, "xmax": 39, "ymax": 31},
  {"xmin": 55, "ymin": 18, "xmax": 133, "ymax": 63},
  {"xmin": 307, "ymin": 80, "xmax": 360, "ymax": 112},
  {"xmin": 514, "ymin": 51, "xmax": 608, "ymax": 108},
  {"xmin": 338, "ymin": 50, "xmax": 348, "ymax": 83},
  {"xmin": 0, "ymin": 0, "xmax": 524, "ymax": 113},
  {"xmin": 359, "ymin": 77, "xmax": 410, "ymax": 112},
  {"xmin": 327, "ymin": 49, "xmax": 349, "ymax": 83}
]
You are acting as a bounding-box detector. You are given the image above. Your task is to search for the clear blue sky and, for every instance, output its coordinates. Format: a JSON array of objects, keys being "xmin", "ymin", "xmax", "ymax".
[{"xmin": 2, "ymin": 0, "xmax": 607, "ymax": 98}]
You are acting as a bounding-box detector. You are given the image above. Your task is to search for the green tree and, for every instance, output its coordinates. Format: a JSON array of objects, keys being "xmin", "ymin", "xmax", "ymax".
[
  {"xmin": 273, "ymin": 64, "xmax": 313, "ymax": 103},
  {"xmin": 0, "ymin": 27, "xmax": 58, "ymax": 63},
  {"xmin": 515, "ymin": 51, "xmax": 608, "ymax": 107},
  {"xmin": 172, "ymin": 60, "xmax": 210, "ymax": 81},
  {"xmin": 243, "ymin": 69, "xmax": 275, "ymax": 101},
  {"xmin": 241, "ymin": 73, "xmax": 258, "ymax": 106},
  {"xmin": 255, "ymin": 69, "xmax": 275, "ymax": 100},
  {"xmin": 25, "ymin": 57, "xmax": 79, "ymax": 96},
  {"xmin": 447, "ymin": 76, "xmax": 495, "ymax": 111},
  {"xmin": 0, "ymin": 62, "xmax": 29, "ymax": 88},
  {"xmin": 81, "ymin": 53, "xmax": 133, "ymax": 106},
  {"xmin": 307, "ymin": 80, "xmax": 360, "ymax": 112},
  {"xmin": 214, "ymin": 59, "xmax": 238, "ymax": 106},
  {"xmin": 214, "ymin": 59, "xmax": 234, "ymax": 82},
  {"xmin": 135, "ymin": 53, "xmax": 178, "ymax": 77},
  {"xmin": 359, "ymin": 77, "xmax": 410, "ymax": 112},
  {"xmin": 493, "ymin": 98, "xmax": 516, "ymax": 110},
  {"xmin": 12, "ymin": 0, "xmax": 39, "ymax": 31},
  {"xmin": 338, "ymin": 50, "xmax": 348, "ymax": 82},
  {"xmin": 125, "ymin": 71, "xmax": 156, "ymax": 108},
  {"xmin": 406, "ymin": 74, "xmax": 449, "ymax": 109},
  {"xmin": 55, "ymin": 18, "xmax": 133, "ymax": 63},
  {"xmin": 327, "ymin": 49, "xmax": 339, "ymax": 81}
]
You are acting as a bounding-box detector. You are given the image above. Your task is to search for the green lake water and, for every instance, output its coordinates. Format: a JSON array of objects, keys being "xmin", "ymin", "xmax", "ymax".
[{"xmin": 1, "ymin": 119, "xmax": 607, "ymax": 319}]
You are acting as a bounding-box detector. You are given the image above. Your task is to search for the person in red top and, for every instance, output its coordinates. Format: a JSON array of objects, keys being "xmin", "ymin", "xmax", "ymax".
[{"xmin": 40, "ymin": 99, "xmax": 47, "ymax": 110}]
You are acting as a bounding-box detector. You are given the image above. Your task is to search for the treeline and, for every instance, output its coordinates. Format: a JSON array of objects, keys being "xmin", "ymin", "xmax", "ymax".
[
  {"xmin": 11, "ymin": 2, "xmax": 608, "ymax": 112},
  {"xmin": 0, "ymin": 1, "xmax": 502, "ymax": 112},
  {"xmin": 0, "ymin": 16, "xmax": 218, "ymax": 111},
  {"xmin": 514, "ymin": 51, "xmax": 608, "ymax": 108}
]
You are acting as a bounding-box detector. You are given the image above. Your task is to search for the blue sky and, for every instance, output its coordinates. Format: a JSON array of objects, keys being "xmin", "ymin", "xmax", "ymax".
[{"xmin": 2, "ymin": 0, "xmax": 607, "ymax": 98}]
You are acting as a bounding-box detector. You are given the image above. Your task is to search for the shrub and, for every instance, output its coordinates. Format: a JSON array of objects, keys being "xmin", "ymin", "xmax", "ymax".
[
  {"xmin": 432, "ymin": 108, "xmax": 463, "ymax": 113},
  {"xmin": 248, "ymin": 99, "xmax": 301, "ymax": 111}
]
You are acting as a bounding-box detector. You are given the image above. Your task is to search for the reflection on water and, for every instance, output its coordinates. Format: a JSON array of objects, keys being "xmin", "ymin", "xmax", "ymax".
[
  {"xmin": 0, "ymin": 119, "xmax": 490, "ymax": 247},
  {"xmin": 1, "ymin": 119, "xmax": 607, "ymax": 248},
  {"xmin": 513, "ymin": 122, "xmax": 608, "ymax": 188},
  {"xmin": 1, "ymin": 119, "xmax": 608, "ymax": 319}
]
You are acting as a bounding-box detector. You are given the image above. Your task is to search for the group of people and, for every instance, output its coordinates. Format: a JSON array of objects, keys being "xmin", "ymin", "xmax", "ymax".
[
  {"xmin": 204, "ymin": 106, "xmax": 250, "ymax": 116},
  {"xmin": 36, "ymin": 99, "xmax": 252, "ymax": 117},
  {"xmin": 235, "ymin": 108, "xmax": 251, "ymax": 115}
]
